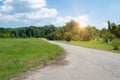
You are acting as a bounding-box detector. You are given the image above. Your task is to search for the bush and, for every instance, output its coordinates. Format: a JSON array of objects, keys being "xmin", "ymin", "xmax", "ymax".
[{"xmin": 112, "ymin": 39, "xmax": 120, "ymax": 50}]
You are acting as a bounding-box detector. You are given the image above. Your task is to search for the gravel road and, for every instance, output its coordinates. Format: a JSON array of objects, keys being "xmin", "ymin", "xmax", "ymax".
[{"xmin": 14, "ymin": 41, "xmax": 120, "ymax": 80}]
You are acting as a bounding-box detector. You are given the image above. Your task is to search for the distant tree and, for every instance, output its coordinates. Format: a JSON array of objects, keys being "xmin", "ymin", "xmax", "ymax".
[
  {"xmin": 89, "ymin": 26, "xmax": 97, "ymax": 40},
  {"xmin": 0, "ymin": 33, "xmax": 11, "ymax": 38},
  {"xmin": 102, "ymin": 31, "xmax": 115, "ymax": 43},
  {"xmin": 108, "ymin": 20, "xmax": 111, "ymax": 31},
  {"xmin": 64, "ymin": 32, "xmax": 72, "ymax": 42},
  {"xmin": 81, "ymin": 26, "xmax": 92, "ymax": 41},
  {"xmin": 100, "ymin": 28, "xmax": 107, "ymax": 37},
  {"xmin": 72, "ymin": 35, "xmax": 80, "ymax": 41},
  {"xmin": 111, "ymin": 22, "xmax": 117, "ymax": 34},
  {"xmin": 10, "ymin": 29, "xmax": 19, "ymax": 38},
  {"xmin": 28, "ymin": 31, "xmax": 32, "ymax": 37},
  {"xmin": 10, "ymin": 34, "xmax": 15, "ymax": 38},
  {"xmin": 106, "ymin": 21, "xmax": 120, "ymax": 39},
  {"xmin": 60, "ymin": 20, "xmax": 82, "ymax": 41},
  {"xmin": 115, "ymin": 25, "xmax": 120, "ymax": 38},
  {"xmin": 46, "ymin": 32, "xmax": 60, "ymax": 40}
]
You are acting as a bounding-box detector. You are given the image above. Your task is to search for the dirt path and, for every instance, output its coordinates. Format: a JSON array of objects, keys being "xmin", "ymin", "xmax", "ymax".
[{"xmin": 12, "ymin": 41, "xmax": 120, "ymax": 80}]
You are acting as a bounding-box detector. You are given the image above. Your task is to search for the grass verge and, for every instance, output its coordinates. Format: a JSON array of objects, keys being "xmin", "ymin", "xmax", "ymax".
[
  {"xmin": 0, "ymin": 38, "xmax": 64, "ymax": 80},
  {"xmin": 59, "ymin": 40, "xmax": 120, "ymax": 53}
]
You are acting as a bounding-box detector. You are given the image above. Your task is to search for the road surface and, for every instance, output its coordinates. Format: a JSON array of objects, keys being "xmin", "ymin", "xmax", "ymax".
[{"xmin": 14, "ymin": 41, "xmax": 120, "ymax": 80}]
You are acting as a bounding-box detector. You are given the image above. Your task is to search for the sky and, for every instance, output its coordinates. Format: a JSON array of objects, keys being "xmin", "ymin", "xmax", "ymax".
[{"xmin": 0, "ymin": 0, "xmax": 120, "ymax": 29}]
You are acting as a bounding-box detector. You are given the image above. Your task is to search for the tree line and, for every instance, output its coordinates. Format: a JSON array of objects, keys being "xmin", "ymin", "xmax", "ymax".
[
  {"xmin": 0, "ymin": 25, "xmax": 57, "ymax": 38},
  {"xmin": 0, "ymin": 20, "xmax": 120, "ymax": 42},
  {"xmin": 46, "ymin": 20, "xmax": 120, "ymax": 42}
]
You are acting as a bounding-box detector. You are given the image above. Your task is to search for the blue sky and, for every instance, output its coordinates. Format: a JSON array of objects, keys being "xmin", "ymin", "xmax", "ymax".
[{"xmin": 0, "ymin": 0, "xmax": 120, "ymax": 29}]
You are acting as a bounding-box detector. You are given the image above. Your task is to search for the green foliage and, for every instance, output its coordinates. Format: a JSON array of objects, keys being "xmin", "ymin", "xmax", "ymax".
[
  {"xmin": 0, "ymin": 39, "xmax": 64, "ymax": 80},
  {"xmin": 0, "ymin": 33, "xmax": 11, "ymax": 38},
  {"xmin": 115, "ymin": 25, "xmax": 120, "ymax": 38},
  {"xmin": 60, "ymin": 20, "xmax": 84, "ymax": 41},
  {"xmin": 106, "ymin": 21, "xmax": 120, "ymax": 38},
  {"xmin": 111, "ymin": 23, "xmax": 117, "ymax": 34},
  {"xmin": 0, "ymin": 25, "xmax": 58, "ymax": 38},
  {"xmin": 46, "ymin": 32, "xmax": 60, "ymax": 40},
  {"xmin": 100, "ymin": 21, "xmax": 120, "ymax": 44},
  {"xmin": 64, "ymin": 32, "xmax": 72, "ymax": 42},
  {"xmin": 112, "ymin": 39, "xmax": 120, "ymax": 50},
  {"xmin": 81, "ymin": 26, "xmax": 92, "ymax": 41},
  {"xmin": 72, "ymin": 35, "xmax": 80, "ymax": 41},
  {"xmin": 55, "ymin": 20, "xmax": 98, "ymax": 41},
  {"xmin": 1, "ymin": 20, "xmax": 119, "ymax": 42},
  {"xmin": 108, "ymin": 21, "xmax": 111, "ymax": 30},
  {"xmin": 101, "ymin": 30, "xmax": 116, "ymax": 43}
]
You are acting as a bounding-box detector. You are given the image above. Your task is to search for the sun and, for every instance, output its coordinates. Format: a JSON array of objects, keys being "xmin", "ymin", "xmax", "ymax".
[{"xmin": 78, "ymin": 22, "xmax": 86, "ymax": 28}]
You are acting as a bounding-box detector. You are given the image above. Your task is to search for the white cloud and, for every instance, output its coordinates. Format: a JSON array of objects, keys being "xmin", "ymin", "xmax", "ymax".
[
  {"xmin": 1, "ymin": 0, "xmax": 46, "ymax": 11},
  {"xmin": 0, "ymin": 0, "xmax": 13, "ymax": 12},
  {"xmin": 23, "ymin": 19, "xmax": 29, "ymax": 23},
  {"xmin": 0, "ymin": 0, "xmax": 89, "ymax": 27},
  {"xmin": 0, "ymin": 5, "xmax": 13, "ymax": 12},
  {"xmin": 21, "ymin": 0, "xmax": 46, "ymax": 9},
  {"xmin": 0, "ymin": 0, "xmax": 57, "ymax": 22},
  {"xmin": 27, "ymin": 8, "xmax": 57, "ymax": 19},
  {"xmin": 0, "ymin": 13, "xmax": 19, "ymax": 22},
  {"xmin": 53, "ymin": 15, "xmax": 89, "ymax": 27},
  {"xmin": 3, "ymin": 0, "xmax": 13, "ymax": 5},
  {"xmin": 52, "ymin": 16, "xmax": 72, "ymax": 26}
]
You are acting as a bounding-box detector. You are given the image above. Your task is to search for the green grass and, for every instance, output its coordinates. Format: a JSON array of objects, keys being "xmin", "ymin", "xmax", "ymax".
[
  {"xmin": 0, "ymin": 38, "xmax": 64, "ymax": 80},
  {"xmin": 59, "ymin": 40, "xmax": 120, "ymax": 53}
]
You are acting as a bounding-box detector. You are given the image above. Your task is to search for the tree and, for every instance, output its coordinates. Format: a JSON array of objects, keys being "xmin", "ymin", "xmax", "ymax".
[
  {"xmin": 64, "ymin": 32, "xmax": 72, "ymax": 42},
  {"xmin": 59, "ymin": 20, "xmax": 82, "ymax": 41},
  {"xmin": 115, "ymin": 25, "xmax": 120, "ymax": 38},
  {"xmin": 102, "ymin": 31, "xmax": 115, "ymax": 43},
  {"xmin": 0, "ymin": 33, "xmax": 11, "ymax": 38},
  {"xmin": 28, "ymin": 31, "xmax": 32, "ymax": 37},
  {"xmin": 46, "ymin": 32, "xmax": 60, "ymax": 40},
  {"xmin": 81, "ymin": 26, "xmax": 92, "ymax": 41},
  {"xmin": 111, "ymin": 22, "xmax": 117, "ymax": 34},
  {"xmin": 10, "ymin": 29, "xmax": 19, "ymax": 38},
  {"xmin": 72, "ymin": 35, "xmax": 80, "ymax": 41},
  {"xmin": 108, "ymin": 20, "xmax": 111, "ymax": 31},
  {"xmin": 106, "ymin": 21, "xmax": 120, "ymax": 39}
]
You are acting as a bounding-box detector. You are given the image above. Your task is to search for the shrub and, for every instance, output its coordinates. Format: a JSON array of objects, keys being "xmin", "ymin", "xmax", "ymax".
[{"xmin": 111, "ymin": 39, "xmax": 120, "ymax": 50}]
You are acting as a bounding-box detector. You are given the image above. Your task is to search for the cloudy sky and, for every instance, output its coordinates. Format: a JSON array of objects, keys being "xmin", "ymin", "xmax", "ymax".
[{"xmin": 0, "ymin": 0, "xmax": 120, "ymax": 28}]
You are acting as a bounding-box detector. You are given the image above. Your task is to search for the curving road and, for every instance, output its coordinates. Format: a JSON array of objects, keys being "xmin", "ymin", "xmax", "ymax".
[{"xmin": 17, "ymin": 41, "xmax": 120, "ymax": 80}]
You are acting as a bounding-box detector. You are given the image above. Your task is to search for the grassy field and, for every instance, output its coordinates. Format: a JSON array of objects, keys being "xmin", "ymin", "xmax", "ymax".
[
  {"xmin": 60, "ymin": 40, "xmax": 120, "ymax": 53},
  {"xmin": 0, "ymin": 38, "xmax": 64, "ymax": 80}
]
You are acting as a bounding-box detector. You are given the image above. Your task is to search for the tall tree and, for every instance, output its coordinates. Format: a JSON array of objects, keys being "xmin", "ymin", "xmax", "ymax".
[{"xmin": 108, "ymin": 20, "xmax": 111, "ymax": 31}]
